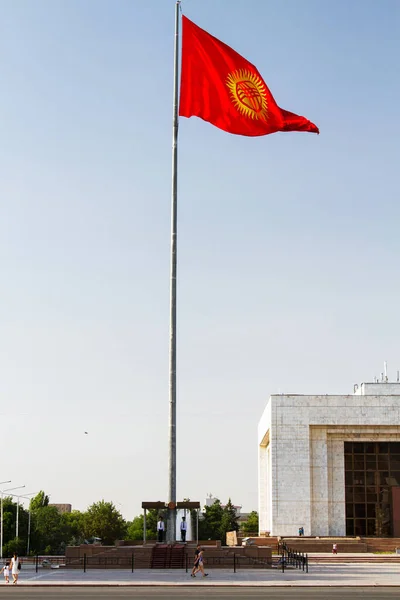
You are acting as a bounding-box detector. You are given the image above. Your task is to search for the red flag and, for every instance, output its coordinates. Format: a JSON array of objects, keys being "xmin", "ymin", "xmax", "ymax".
[{"xmin": 179, "ymin": 16, "xmax": 319, "ymax": 137}]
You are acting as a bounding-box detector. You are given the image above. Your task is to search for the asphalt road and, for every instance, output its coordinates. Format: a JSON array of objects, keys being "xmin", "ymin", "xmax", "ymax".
[{"xmin": 0, "ymin": 589, "xmax": 399, "ymax": 600}]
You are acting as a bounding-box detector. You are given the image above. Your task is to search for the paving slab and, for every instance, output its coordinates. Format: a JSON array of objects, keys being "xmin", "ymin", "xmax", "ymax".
[{"xmin": 7, "ymin": 564, "xmax": 400, "ymax": 587}]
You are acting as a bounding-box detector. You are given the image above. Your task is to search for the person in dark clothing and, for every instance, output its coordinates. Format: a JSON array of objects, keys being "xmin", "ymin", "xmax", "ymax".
[
  {"xmin": 191, "ymin": 546, "xmax": 208, "ymax": 578},
  {"xmin": 191, "ymin": 545, "xmax": 201, "ymax": 577}
]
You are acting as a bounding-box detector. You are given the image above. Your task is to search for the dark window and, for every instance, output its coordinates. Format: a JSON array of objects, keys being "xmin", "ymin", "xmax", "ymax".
[
  {"xmin": 353, "ymin": 488, "xmax": 365, "ymax": 503},
  {"xmin": 354, "ymin": 444, "xmax": 365, "ymax": 454},
  {"xmin": 346, "ymin": 519, "xmax": 354, "ymax": 535},
  {"xmin": 390, "ymin": 457, "xmax": 400, "ymax": 470},
  {"xmin": 391, "ymin": 472, "xmax": 400, "ymax": 485},
  {"xmin": 367, "ymin": 520, "xmax": 376, "ymax": 536},
  {"xmin": 378, "ymin": 457, "xmax": 389, "ymax": 470},
  {"xmin": 354, "ymin": 503, "xmax": 366, "ymax": 518},
  {"xmin": 345, "ymin": 455, "xmax": 353, "ymax": 470},
  {"xmin": 344, "ymin": 441, "xmax": 396, "ymax": 536},
  {"xmin": 354, "ymin": 456, "xmax": 365, "ymax": 470}
]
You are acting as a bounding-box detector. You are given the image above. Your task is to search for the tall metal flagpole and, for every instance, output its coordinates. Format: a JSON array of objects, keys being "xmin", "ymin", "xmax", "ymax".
[{"xmin": 167, "ymin": 0, "xmax": 181, "ymax": 544}]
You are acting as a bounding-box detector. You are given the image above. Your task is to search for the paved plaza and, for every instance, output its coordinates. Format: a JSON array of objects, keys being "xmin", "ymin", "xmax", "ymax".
[
  {"xmin": 1, "ymin": 589, "xmax": 400, "ymax": 600},
  {"xmin": 7, "ymin": 563, "xmax": 400, "ymax": 587}
]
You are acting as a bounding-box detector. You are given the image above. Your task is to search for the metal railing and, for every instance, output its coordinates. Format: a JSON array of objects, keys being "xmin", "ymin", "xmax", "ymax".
[
  {"xmin": 65, "ymin": 554, "xmax": 141, "ymax": 572},
  {"xmin": 184, "ymin": 553, "xmax": 273, "ymax": 573},
  {"xmin": 277, "ymin": 543, "xmax": 309, "ymax": 573},
  {"xmin": 29, "ymin": 547, "xmax": 308, "ymax": 574}
]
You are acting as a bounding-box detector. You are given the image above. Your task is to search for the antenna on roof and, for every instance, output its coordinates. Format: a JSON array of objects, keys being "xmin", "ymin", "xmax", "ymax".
[
  {"xmin": 384, "ymin": 361, "xmax": 388, "ymax": 382},
  {"xmin": 397, "ymin": 370, "xmax": 399, "ymax": 383}
]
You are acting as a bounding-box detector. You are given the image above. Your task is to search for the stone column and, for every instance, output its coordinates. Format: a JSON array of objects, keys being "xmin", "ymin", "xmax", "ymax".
[{"xmin": 310, "ymin": 427, "xmax": 329, "ymax": 535}]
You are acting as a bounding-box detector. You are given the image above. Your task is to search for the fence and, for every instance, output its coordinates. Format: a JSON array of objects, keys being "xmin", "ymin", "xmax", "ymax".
[
  {"xmin": 277, "ymin": 543, "xmax": 309, "ymax": 574},
  {"xmin": 18, "ymin": 547, "xmax": 308, "ymax": 574},
  {"xmin": 7, "ymin": 556, "xmax": 66, "ymax": 573},
  {"xmin": 197, "ymin": 554, "xmax": 272, "ymax": 572},
  {"xmin": 65, "ymin": 552, "xmax": 280, "ymax": 572},
  {"xmin": 66, "ymin": 555, "xmax": 140, "ymax": 572}
]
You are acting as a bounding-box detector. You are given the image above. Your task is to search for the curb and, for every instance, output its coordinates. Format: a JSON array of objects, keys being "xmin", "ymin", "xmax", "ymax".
[{"xmin": 13, "ymin": 583, "xmax": 400, "ymax": 588}]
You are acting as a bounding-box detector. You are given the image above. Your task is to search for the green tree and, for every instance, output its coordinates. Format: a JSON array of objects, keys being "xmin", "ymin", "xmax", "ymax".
[
  {"xmin": 30, "ymin": 505, "xmax": 64, "ymax": 555},
  {"xmin": 219, "ymin": 498, "xmax": 239, "ymax": 545},
  {"xmin": 241, "ymin": 511, "xmax": 259, "ymax": 536},
  {"xmin": 1, "ymin": 498, "xmax": 29, "ymax": 556},
  {"xmin": 3, "ymin": 537, "xmax": 26, "ymax": 557},
  {"xmin": 84, "ymin": 501, "xmax": 126, "ymax": 545},
  {"xmin": 61, "ymin": 510, "xmax": 86, "ymax": 546},
  {"xmin": 2, "ymin": 498, "xmax": 18, "ymax": 548},
  {"xmin": 198, "ymin": 498, "xmax": 223, "ymax": 540},
  {"xmin": 125, "ymin": 516, "xmax": 144, "ymax": 541},
  {"xmin": 125, "ymin": 509, "xmax": 159, "ymax": 541},
  {"xmin": 29, "ymin": 491, "xmax": 49, "ymax": 511},
  {"xmin": 144, "ymin": 509, "xmax": 159, "ymax": 540}
]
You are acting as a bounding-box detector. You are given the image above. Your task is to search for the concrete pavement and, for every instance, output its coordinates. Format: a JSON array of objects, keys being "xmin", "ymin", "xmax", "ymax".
[
  {"xmin": 0, "ymin": 588, "xmax": 400, "ymax": 599},
  {"xmin": 6, "ymin": 563, "xmax": 400, "ymax": 587}
]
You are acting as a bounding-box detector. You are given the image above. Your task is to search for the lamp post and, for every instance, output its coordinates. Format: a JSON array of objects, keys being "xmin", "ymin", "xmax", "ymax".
[
  {"xmin": 17, "ymin": 493, "xmax": 39, "ymax": 556},
  {"xmin": 0, "ymin": 485, "xmax": 25, "ymax": 559},
  {"xmin": 0, "ymin": 481, "xmax": 12, "ymax": 560},
  {"xmin": 7, "ymin": 489, "xmax": 36, "ymax": 542},
  {"xmin": 15, "ymin": 489, "xmax": 25, "ymax": 541}
]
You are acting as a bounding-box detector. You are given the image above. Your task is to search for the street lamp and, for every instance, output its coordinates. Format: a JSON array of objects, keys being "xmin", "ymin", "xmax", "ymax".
[
  {"xmin": 7, "ymin": 489, "xmax": 36, "ymax": 541},
  {"xmin": 0, "ymin": 485, "xmax": 25, "ymax": 559},
  {"xmin": 18, "ymin": 493, "xmax": 39, "ymax": 556}
]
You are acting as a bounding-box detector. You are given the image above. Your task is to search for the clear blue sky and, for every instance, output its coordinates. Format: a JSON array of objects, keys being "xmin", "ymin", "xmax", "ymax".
[{"xmin": 1, "ymin": 0, "xmax": 399, "ymax": 520}]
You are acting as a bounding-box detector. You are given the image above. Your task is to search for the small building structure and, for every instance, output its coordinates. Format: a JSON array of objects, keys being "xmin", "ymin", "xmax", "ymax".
[{"xmin": 49, "ymin": 503, "xmax": 72, "ymax": 514}]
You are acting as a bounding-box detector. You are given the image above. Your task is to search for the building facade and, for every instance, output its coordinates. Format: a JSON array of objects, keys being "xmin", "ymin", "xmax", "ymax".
[
  {"xmin": 258, "ymin": 381, "xmax": 400, "ymax": 537},
  {"xmin": 49, "ymin": 503, "xmax": 72, "ymax": 514}
]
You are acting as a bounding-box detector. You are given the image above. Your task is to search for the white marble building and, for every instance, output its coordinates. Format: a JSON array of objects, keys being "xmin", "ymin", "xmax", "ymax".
[{"xmin": 258, "ymin": 380, "xmax": 400, "ymax": 537}]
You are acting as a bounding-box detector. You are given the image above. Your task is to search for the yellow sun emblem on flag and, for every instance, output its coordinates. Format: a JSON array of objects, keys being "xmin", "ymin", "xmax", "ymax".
[{"xmin": 226, "ymin": 69, "xmax": 268, "ymax": 120}]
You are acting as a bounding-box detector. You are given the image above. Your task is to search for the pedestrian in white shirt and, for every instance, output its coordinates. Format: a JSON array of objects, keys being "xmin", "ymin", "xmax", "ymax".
[
  {"xmin": 1, "ymin": 563, "xmax": 10, "ymax": 584},
  {"xmin": 157, "ymin": 516, "xmax": 165, "ymax": 542},
  {"xmin": 180, "ymin": 516, "xmax": 187, "ymax": 542}
]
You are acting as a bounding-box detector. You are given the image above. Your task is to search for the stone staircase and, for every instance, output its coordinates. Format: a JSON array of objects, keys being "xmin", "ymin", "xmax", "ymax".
[
  {"xmin": 150, "ymin": 544, "xmax": 186, "ymax": 569},
  {"xmin": 309, "ymin": 554, "xmax": 400, "ymax": 564},
  {"xmin": 281, "ymin": 537, "xmax": 367, "ymax": 553},
  {"xmin": 278, "ymin": 536, "xmax": 400, "ymax": 562},
  {"xmin": 361, "ymin": 537, "xmax": 400, "ymax": 553}
]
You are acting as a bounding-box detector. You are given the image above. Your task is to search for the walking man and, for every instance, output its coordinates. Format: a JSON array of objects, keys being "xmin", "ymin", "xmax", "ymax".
[
  {"xmin": 180, "ymin": 515, "xmax": 187, "ymax": 543},
  {"xmin": 157, "ymin": 516, "xmax": 165, "ymax": 543}
]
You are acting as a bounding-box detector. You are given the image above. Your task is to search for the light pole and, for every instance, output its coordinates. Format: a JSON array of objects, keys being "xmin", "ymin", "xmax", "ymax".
[
  {"xmin": 18, "ymin": 493, "xmax": 39, "ymax": 556},
  {"xmin": 0, "ymin": 481, "xmax": 12, "ymax": 560},
  {"xmin": 0, "ymin": 485, "xmax": 25, "ymax": 559},
  {"xmin": 15, "ymin": 488, "xmax": 26, "ymax": 541},
  {"xmin": 7, "ymin": 489, "xmax": 36, "ymax": 541}
]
